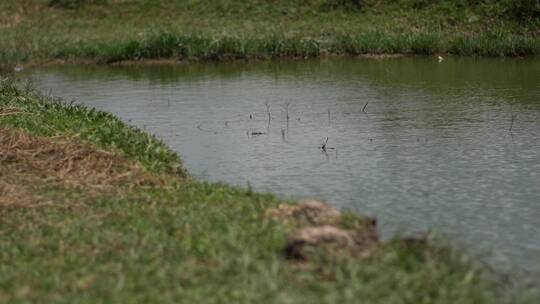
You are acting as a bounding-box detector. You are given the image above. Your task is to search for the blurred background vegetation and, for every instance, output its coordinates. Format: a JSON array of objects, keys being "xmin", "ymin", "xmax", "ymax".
[
  {"xmin": 0, "ymin": 0, "xmax": 538, "ymax": 69},
  {"xmin": 44, "ymin": 0, "xmax": 540, "ymax": 22}
]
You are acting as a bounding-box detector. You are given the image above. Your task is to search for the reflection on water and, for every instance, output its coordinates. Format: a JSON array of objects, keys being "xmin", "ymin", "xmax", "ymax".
[{"xmin": 23, "ymin": 57, "xmax": 540, "ymax": 272}]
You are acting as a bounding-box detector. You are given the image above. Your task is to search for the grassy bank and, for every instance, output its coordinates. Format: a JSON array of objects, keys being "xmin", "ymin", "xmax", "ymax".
[
  {"xmin": 1, "ymin": 77, "xmax": 538, "ymax": 302},
  {"xmin": 0, "ymin": 0, "xmax": 538, "ymax": 69}
]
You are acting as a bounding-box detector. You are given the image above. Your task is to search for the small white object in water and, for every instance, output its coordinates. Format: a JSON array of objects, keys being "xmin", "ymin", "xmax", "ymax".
[
  {"xmin": 13, "ymin": 66, "xmax": 23, "ymax": 72},
  {"xmin": 438, "ymin": 55, "xmax": 444, "ymax": 63}
]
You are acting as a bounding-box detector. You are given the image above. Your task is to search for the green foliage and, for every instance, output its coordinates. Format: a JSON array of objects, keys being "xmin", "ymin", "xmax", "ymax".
[
  {"xmin": 386, "ymin": 0, "xmax": 540, "ymax": 22},
  {"xmin": 48, "ymin": 0, "xmax": 108, "ymax": 9},
  {"xmin": 397, "ymin": 0, "xmax": 440, "ymax": 10},
  {"xmin": 0, "ymin": 63, "xmax": 14, "ymax": 77},
  {"xmin": 501, "ymin": 0, "xmax": 540, "ymax": 22},
  {"xmin": 319, "ymin": 0, "xmax": 363, "ymax": 11}
]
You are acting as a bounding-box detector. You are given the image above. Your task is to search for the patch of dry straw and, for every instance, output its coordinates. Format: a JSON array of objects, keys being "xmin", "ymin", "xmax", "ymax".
[
  {"xmin": 0, "ymin": 107, "xmax": 27, "ymax": 117},
  {"xmin": 0, "ymin": 127, "xmax": 169, "ymax": 209}
]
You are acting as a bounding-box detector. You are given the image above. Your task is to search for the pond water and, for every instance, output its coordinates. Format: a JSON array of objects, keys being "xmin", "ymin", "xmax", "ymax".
[{"xmin": 23, "ymin": 57, "xmax": 540, "ymax": 272}]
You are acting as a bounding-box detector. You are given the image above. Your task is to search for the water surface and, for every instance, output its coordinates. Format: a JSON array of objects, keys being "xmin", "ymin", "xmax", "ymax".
[{"xmin": 24, "ymin": 57, "xmax": 540, "ymax": 272}]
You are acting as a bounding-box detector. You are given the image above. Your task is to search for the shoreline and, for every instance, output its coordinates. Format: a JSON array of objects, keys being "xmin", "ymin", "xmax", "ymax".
[{"xmin": 7, "ymin": 52, "xmax": 536, "ymax": 73}]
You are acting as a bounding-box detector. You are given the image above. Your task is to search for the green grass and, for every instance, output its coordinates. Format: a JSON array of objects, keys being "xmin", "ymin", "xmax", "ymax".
[
  {"xmin": 1, "ymin": 74, "xmax": 539, "ymax": 303},
  {"xmin": 0, "ymin": 187, "xmax": 508, "ymax": 304},
  {"xmin": 0, "ymin": 0, "xmax": 538, "ymax": 67}
]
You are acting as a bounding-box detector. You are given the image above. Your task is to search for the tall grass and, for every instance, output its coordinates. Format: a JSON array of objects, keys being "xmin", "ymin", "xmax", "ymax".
[{"xmin": 45, "ymin": 30, "xmax": 539, "ymax": 64}]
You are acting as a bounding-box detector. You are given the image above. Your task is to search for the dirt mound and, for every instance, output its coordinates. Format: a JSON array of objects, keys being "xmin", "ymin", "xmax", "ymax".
[
  {"xmin": 265, "ymin": 200, "xmax": 379, "ymax": 261},
  {"xmin": 264, "ymin": 199, "xmax": 342, "ymax": 227},
  {"xmin": 285, "ymin": 225, "xmax": 379, "ymax": 260},
  {"xmin": 0, "ymin": 127, "xmax": 165, "ymax": 209}
]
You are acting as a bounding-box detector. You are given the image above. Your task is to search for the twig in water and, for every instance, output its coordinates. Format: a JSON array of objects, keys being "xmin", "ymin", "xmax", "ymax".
[
  {"xmin": 321, "ymin": 137, "xmax": 328, "ymax": 152},
  {"xmin": 509, "ymin": 114, "xmax": 517, "ymax": 132},
  {"xmin": 283, "ymin": 102, "xmax": 290, "ymax": 121},
  {"xmin": 264, "ymin": 101, "xmax": 272, "ymax": 122},
  {"xmin": 362, "ymin": 102, "xmax": 369, "ymax": 114},
  {"xmin": 282, "ymin": 102, "xmax": 291, "ymax": 133},
  {"xmin": 320, "ymin": 137, "xmax": 335, "ymax": 152},
  {"xmin": 196, "ymin": 123, "xmax": 213, "ymax": 133},
  {"xmin": 328, "ymin": 109, "xmax": 331, "ymax": 124}
]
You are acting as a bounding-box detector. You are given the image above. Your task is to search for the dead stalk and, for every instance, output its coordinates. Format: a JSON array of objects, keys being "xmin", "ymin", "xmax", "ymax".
[
  {"xmin": 362, "ymin": 102, "xmax": 369, "ymax": 113},
  {"xmin": 320, "ymin": 137, "xmax": 335, "ymax": 152},
  {"xmin": 321, "ymin": 137, "xmax": 329, "ymax": 152},
  {"xmin": 284, "ymin": 102, "xmax": 290, "ymax": 121},
  {"xmin": 265, "ymin": 101, "xmax": 271, "ymax": 122},
  {"xmin": 509, "ymin": 114, "xmax": 517, "ymax": 132},
  {"xmin": 328, "ymin": 109, "xmax": 331, "ymax": 124}
]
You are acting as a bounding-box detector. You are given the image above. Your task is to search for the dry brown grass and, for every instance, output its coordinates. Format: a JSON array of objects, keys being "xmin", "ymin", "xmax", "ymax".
[
  {"xmin": 0, "ymin": 13, "xmax": 22, "ymax": 29},
  {"xmin": 0, "ymin": 107, "xmax": 27, "ymax": 117},
  {"xmin": 0, "ymin": 178, "xmax": 42, "ymax": 208},
  {"xmin": 0, "ymin": 127, "xmax": 171, "ymax": 209},
  {"xmin": 264, "ymin": 199, "xmax": 343, "ymax": 228}
]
